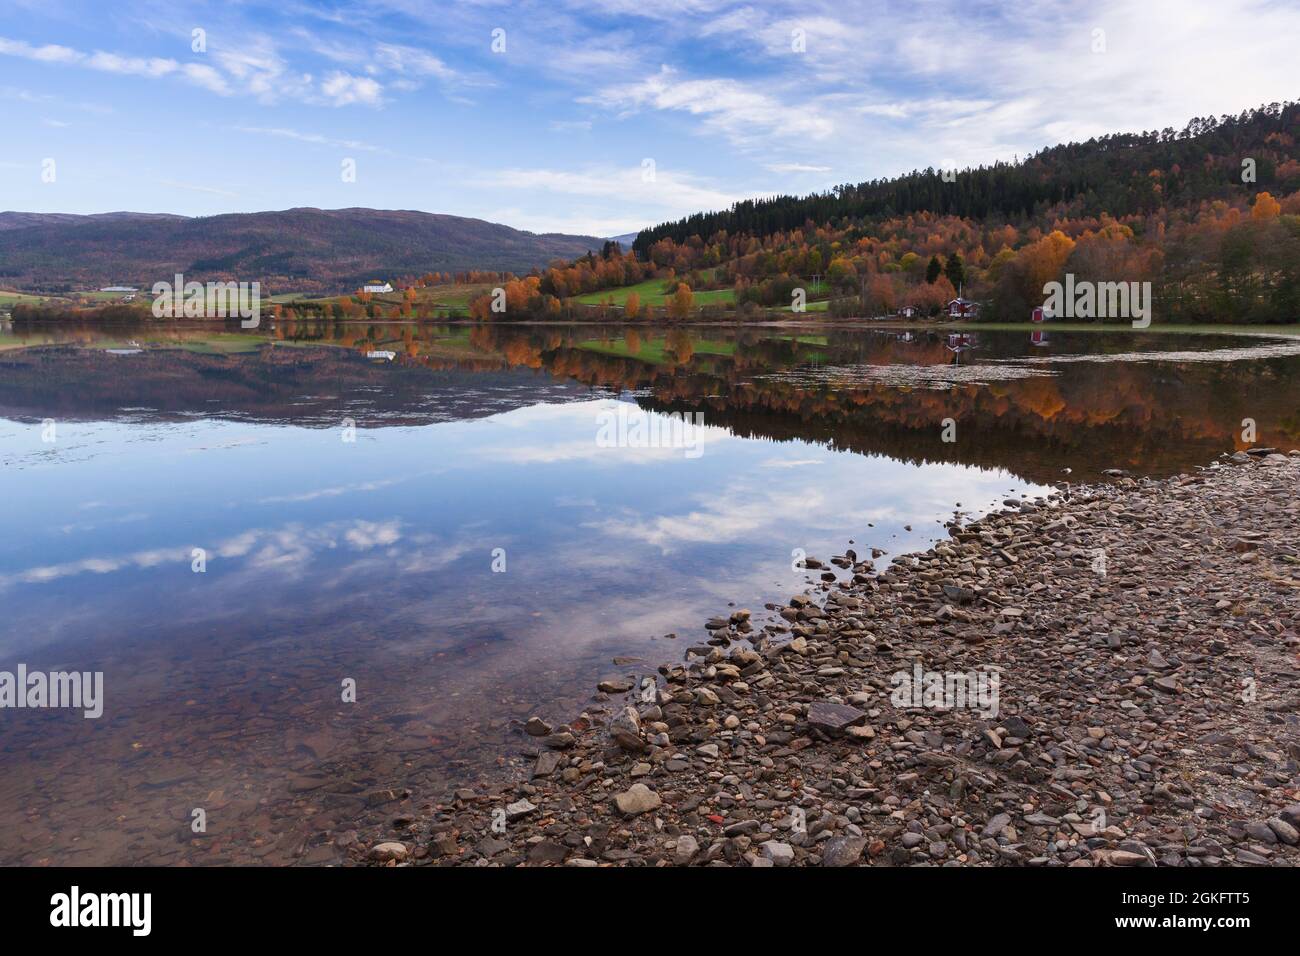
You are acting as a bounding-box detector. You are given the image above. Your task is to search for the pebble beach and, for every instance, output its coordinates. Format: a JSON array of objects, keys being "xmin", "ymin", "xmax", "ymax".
[{"xmin": 361, "ymin": 448, "xmax": 1300, "ymax": 866}]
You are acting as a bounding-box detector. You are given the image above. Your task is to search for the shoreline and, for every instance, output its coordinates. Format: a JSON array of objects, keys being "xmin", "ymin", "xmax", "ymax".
[
  {"xmin": 7, "ymin": 313, "xmax": 1300, "ymax": 340},
  {"xmin": 357, "ymin": 448, "xmax": 1300, "ymax": 867}
]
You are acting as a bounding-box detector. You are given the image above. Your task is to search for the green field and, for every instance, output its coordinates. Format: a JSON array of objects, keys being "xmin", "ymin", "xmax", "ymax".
[
  {"xmin": 573, "ymin": 278, "xmax": 736, "ymax": 308},
  {"xmin": 271, "ymin": 284, "xmax": 492, "ymax": 312},
  {"xmin": 0, "ymin": 291, "xmax": 66, "ymax": 308},
  {"xmin": 777, "ymin": 299, "xmax": 830, "ymax": 313},
  {"xmin": 576, "ymin": 334, "xmax": 737, "ymax": 364}
]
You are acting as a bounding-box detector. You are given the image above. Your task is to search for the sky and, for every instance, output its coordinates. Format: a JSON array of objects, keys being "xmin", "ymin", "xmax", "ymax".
[{"xmin": 1, "ymin": 0, "xmax": 1297, "ymax": 238}]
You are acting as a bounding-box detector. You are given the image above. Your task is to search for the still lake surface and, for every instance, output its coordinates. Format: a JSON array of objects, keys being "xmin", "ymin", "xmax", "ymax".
[{"xmin": 2, "ymin": 319, "xmax": 1298, "ymax": 864}]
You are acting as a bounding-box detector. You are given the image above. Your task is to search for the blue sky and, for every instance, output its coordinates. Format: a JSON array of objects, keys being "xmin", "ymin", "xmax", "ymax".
[{"xmin": 1, "ymin": 0, "xmax": 1296, "ymax": 237}]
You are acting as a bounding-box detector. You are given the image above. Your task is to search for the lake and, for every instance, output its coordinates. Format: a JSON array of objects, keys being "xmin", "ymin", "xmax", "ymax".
[{"xmin": 2, "ymin": 319, "xmax": 1298, "ymax": 864}]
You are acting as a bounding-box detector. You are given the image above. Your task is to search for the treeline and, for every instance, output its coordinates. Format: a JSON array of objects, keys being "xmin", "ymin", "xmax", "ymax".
[
  {"xmin": 10, "ymin": 303, "xmax": 147, "ymax": 323},
  {"xmin": 634, "ymin": 102, "xmax": 1300, "ymax": 251}
]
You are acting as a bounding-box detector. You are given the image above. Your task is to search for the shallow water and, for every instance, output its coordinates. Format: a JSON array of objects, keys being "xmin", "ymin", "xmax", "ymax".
[{"xmin": 1, "ymin": 320, "xmax": 1297, "ymax": 864}]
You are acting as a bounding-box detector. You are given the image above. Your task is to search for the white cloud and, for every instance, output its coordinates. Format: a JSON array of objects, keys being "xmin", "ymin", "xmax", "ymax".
[
  {"xmin": 0, "ymin": 37, "xmax": 80, "ymax": 64},
  {"xmin": 584, "ymin": 65, "xmax": 835, "ymax": 147},
  {"xmin": 159, "ymin": 179, "xmax": 240, "ymax": 198},
  {"xmin": 234, "ymin": 125, "xmax": 384, "ymax": 152},
  {"xmin": 475, "ymin": 161, "xmax": 763, "ymax": 234},
  {"xmin": 766, "ymin": 162, "xmax": 831, "ymax": 174},
  {"xmin": 373, "ymin": 42, "xmax": 458, "ymax": 81},
  {"xmin": 0, "ymin": 33, "xmax": 394, "ymax": 108},
  {"xmin": 483, "ymin": 164, "xmax": 744, "ymax": 212},
  {"xmin": 320, "ymin": 70, "xmax": 384, "ymax": 107}
]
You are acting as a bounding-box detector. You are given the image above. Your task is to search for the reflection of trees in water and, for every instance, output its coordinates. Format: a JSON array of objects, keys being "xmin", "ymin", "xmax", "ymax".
[
  {"xmin": 469, "ymin": 324, "xmax": 1300, "ymax": 482},
  {"xmin": 6, "ymin": 319, "xmax": 1298, "ymax": 481}
]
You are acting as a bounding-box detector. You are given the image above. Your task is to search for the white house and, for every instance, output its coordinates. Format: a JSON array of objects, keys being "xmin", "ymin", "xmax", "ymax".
[
  {"xmin": 99, "ymin": 286, "xmax": 137, "ymax": 293},
  {"xmin": 363, "ymin": 281, "xmax": 393, "ymax": 294}
]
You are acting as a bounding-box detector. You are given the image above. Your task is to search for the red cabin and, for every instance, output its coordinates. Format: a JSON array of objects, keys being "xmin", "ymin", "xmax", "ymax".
[{"xmin": 947, "ymin": 297, "xmax": 979, "ymax": 318}]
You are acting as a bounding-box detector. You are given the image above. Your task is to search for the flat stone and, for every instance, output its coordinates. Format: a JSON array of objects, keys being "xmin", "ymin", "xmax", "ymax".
[
  {"xmin": 527, "ymin": 841, "xmax": 568, "ymax": 865},
  {"xmin": 981, "ymin": 813, "xmax": 1011, "ymax": 838},
  {"xmin": 505, "ymin": 799, "xmax": 537, "ymax": 821},
  {"xmin": 807, "ymin": 701, "xmax": 867, "ymax": 733},
  {"xmin": 613, "ymin": 783, "xmax": 661, "ymax": 817},
  {"xmin": 533, "ymin": 751, "xmax": 563, "ymax": 778},
  {"xmin": 369, "ymin": 842, "xmax": 408, "ymax": 862}
]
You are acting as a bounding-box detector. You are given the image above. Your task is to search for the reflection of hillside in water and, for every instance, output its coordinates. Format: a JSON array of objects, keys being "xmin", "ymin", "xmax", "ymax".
[
  {"xmin": 0, "ymin": 344, "xmax": 603, "ymax": 426},
  {"xmin": 4, "ymin": 321, "xmax": 1298, "ymax": 483},
  {"xmin": 481, "ymin": 325, "xmax": 1300, "ymax": 482}
]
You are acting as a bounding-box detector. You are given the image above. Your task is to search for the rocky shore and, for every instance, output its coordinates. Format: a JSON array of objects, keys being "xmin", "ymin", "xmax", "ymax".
[{"xmin": 360, "ymin": 449, "xmax": 1300, "ymax": 867}]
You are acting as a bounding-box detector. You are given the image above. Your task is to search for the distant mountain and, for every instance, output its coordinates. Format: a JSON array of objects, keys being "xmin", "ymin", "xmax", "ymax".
[
  {"xmin": 604, "ymin": 232, "xmax": 642, "ymax": 248},
  {"xmin": 0, "ymin": 207, "xmax": 604, "ymax": 293},
  {"xmin": 0, "ymin": 211, "xmax": 188, "ymax": 232}
]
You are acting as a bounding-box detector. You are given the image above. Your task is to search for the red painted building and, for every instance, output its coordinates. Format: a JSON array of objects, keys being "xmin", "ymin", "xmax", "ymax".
[{"xmin": 946, "ymin": 298, "xmax": 979, "ymax": 318}]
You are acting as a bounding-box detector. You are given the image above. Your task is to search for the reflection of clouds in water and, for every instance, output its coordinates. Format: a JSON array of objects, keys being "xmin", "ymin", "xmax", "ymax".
[
  {"xmin": 255, "ymin": 476, "xmax": 415, "ymax": 504},
  {"xmin": 3, "ymin": 517, "xmax": 407, "ymax": 587},
  {"xmin": 587, "ymin": 454, "xmax": 1040, "ymax": 555},
  {"xmin": 554, "ymin": 495, "xmax": 598, "ymax": 508},
  {"xmin": 475, "ymin": 398, "xmax": 729, "ymax": 466},
  {"xmin": 344, "ymin": 520, "xmax": 403, "ymax": 550},
  {"xmin": 590, "ymin": 485, "xmax": 825, "ymax": 553},
  {"xmin": 761, "ymin": 458, "xmax": 823, "ymax": 468},
  {"xmin": 57, "ymin": 511, "xmax": 150, "ymax": 535}
]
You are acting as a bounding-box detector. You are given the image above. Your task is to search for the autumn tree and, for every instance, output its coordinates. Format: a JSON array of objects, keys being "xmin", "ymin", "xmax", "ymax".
[
  {"xmin": 1252, "ymin": 191, "xmax": 1281, "ymax": 219},
  {"xmin": 907, "ymin": 275, "xmax": 956, "ymax": 315},
  {"xmin": 668, "ymin": 284, "xmax": 694, "ymax": 320},
  {"xmin": 865, "ymin": 274, "xmax": 897, "ymax": 315},
  {"xmin": 624, "ymin": 292, "xmax": 641, "ymax": 320},
  {"xmin": 665, "ymin": 328, "xmax": 694, "ymax": 364},
  {"xmin": 991, "ymin": 230, "xmax": 1076, "ymax": 320}
]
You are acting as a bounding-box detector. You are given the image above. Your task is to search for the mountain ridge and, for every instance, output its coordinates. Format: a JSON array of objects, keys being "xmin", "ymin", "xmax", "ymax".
[{"xmin": 0, "ymin": 207, "xmax": 605, "ymax": 293}]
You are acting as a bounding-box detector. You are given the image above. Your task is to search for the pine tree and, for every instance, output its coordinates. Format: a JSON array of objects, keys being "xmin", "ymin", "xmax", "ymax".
[
  {"xmin": 944, "ymin": 252, "xmax": 966, "ymax": 290},
  {"xmin": 925, "ymin": 255, "xmax": 943, "ymax": 284}
]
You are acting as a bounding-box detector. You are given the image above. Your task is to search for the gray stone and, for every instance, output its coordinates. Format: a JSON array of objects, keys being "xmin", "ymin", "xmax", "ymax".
[
  {"xmin": 821, "ymin": 834, "xmax": 867, "ymax": 867},
  {"xmin": 613, "ymin": 783, "xmax": 661, "ymax": 817},
  {"xmin": 761, "ymin": 841, "xmax": 795, "ymax": 866},
  {"xmin": 807, "ymin": 700, "xmax": 867, "ymax": 733}
]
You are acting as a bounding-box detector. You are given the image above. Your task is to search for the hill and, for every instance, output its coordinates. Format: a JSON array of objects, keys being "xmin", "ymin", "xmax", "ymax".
[
  {"xmin": 484, "ymin": 101, "xmax": 1299, "ymax": 325},
  {"xmin": 633, "ymin": 102, "xmax": 1300, "ymax": 252},
  {"xmin": 0, "ymin": 207, "xmax": 604, "ymax": 294}
]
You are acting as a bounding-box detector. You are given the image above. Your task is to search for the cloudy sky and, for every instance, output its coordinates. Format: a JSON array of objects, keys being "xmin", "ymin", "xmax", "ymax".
[{"xmin": 1, "ymin": 0, "xmax": 1296, "ymax": 236}]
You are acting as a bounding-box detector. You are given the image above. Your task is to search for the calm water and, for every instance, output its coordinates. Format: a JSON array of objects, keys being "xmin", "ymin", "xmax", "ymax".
[{"xmin": 2, "ymin": 319, "xmax": 1298, "ymax": 864}]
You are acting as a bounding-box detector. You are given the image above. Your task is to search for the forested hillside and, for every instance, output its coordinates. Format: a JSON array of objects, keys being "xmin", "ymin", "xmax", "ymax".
[{"xmin": 471, "ymin": 102, "xmax": 1300, "ymax": 324}]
